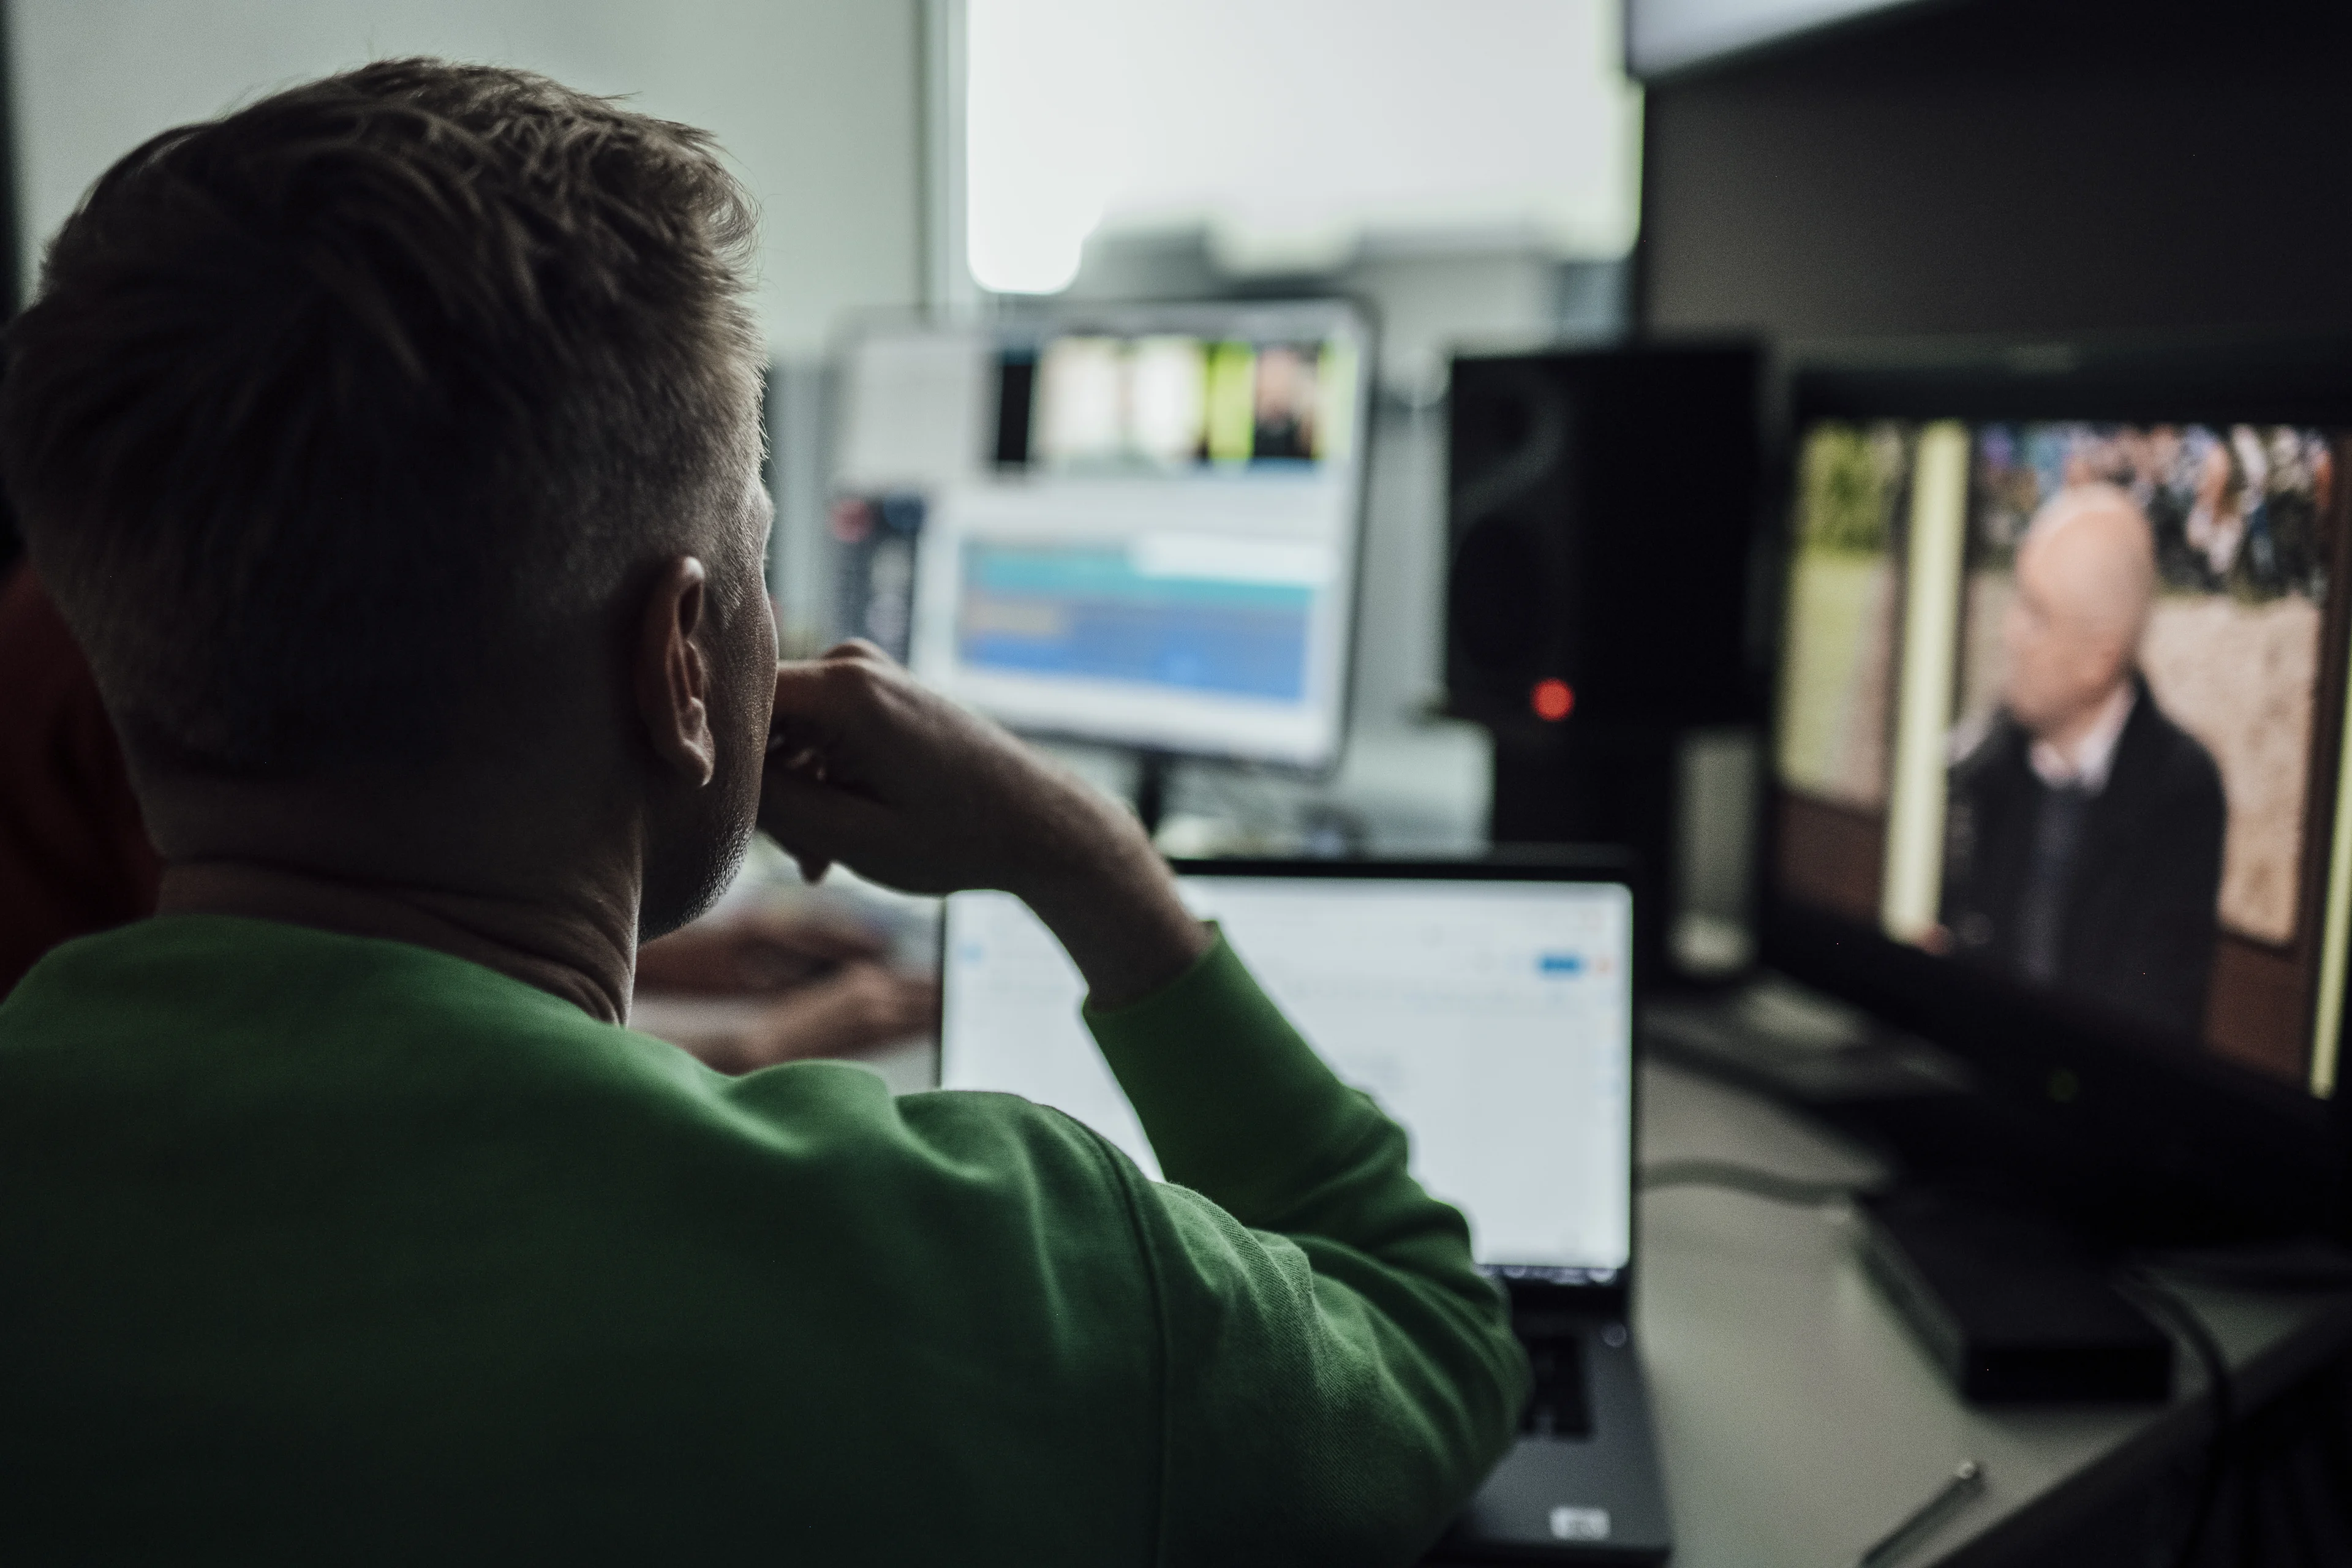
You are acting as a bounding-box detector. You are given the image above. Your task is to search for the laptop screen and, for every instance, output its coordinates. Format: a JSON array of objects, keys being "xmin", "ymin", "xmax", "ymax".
[{"xmin": 940, "ymin": 873, "xmax": 1634, "ymax": 1283}]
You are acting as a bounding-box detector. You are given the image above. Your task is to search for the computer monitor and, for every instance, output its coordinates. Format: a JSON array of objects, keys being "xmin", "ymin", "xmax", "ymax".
[
  {"xmin": 830, "ymin": 300, "xmax": 1373, "ymax": 772},
  {"xmin": 938, "ymin": 859, "xmax": 1636, "ymax": 1286},
  {"xmin": 1763, "ymin": 339, "xmax": 2352, "ymax": 1238}
]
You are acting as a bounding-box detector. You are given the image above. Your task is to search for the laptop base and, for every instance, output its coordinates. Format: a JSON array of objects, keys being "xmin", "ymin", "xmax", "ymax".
[{"xmin": 1433, "ymin": 1313, "xmax": 1672, "ymax": 1564}]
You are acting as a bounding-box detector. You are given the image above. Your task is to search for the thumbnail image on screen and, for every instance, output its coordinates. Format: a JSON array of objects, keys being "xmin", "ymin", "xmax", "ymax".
[
  {"xmin": 1006, "ymin": 333, "xmax": 1357, "ymax": 472},
  {"xmin": 1775, "ymin": 418, "xmax": 2352, "ymax": 1095}
]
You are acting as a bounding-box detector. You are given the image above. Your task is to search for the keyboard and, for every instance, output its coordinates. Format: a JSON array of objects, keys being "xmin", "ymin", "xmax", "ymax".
[{"xmin": 1515, "ymin": 1314, "xmax": 1593, "ymax": 1438}]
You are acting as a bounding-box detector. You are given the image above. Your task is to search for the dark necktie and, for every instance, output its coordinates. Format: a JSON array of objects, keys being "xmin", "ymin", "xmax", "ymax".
[{"xmin": 2016, "ymin": 782, "xmax": 2092, "ymax": 984}]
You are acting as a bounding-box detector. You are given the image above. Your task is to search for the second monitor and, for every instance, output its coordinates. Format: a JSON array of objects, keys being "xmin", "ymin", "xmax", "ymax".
[{"xmin": 832, "ymin": 300, "xmax": 1374, "ymax": 774}]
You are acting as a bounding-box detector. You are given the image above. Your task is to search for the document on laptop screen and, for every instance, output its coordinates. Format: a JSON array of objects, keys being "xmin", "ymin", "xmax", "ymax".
[{"xmin": 940, "ymin": 877, "xmax": 1633, "ymax": 1278}]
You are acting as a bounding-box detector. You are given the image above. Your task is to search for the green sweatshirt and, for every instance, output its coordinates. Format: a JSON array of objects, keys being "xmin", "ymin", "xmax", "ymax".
[{"xmin": 0, "ymin": 914, "xmax": 1525, "ymax": 1564}]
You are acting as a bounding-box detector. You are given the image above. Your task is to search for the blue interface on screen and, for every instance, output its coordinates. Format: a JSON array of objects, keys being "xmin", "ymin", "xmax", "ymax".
[
  {"xmin": 957, "ymin": 543, "xmax": 1312, "ymax": 701},
  {"xmin": 833, "ymin": 301, "xmax": 1370, "ymax": 769}
]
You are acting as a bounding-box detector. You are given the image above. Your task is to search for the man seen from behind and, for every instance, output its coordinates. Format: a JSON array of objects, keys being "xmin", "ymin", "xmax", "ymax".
[{"xmin": 0, "ymin": 61, "xmax": 1524, "ymax": 1563}]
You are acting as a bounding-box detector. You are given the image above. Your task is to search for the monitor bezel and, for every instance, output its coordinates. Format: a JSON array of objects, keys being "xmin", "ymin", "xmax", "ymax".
[
  {"xmin": 1762, "ymin": 334, "xmax": 2352, "ymax": 1242},
  {"xmin": 837, "ymin": 297, "xmax": 1379, "ymax": 782}
]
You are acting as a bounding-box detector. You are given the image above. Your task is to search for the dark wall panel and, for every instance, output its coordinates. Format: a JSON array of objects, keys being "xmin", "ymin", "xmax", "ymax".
[{"xmin": 1640, "ymin": 0, "xmax": 2352, "ymax": 342}]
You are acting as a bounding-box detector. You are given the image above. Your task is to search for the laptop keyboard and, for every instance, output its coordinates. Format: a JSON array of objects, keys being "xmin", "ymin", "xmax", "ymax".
[{"xmin": 1517, "ymin": 1324, "xmax": 1593, "ymax": 1439}]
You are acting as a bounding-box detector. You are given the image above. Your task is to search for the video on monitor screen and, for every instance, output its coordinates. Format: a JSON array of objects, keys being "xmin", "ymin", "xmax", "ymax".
[{"xmin": 1774, "ymin": 418, "xmax": 2352, "ymax": 1096}]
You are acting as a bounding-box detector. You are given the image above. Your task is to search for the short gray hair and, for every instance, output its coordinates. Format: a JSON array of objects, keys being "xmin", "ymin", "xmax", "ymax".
[{"xmin": 1, "ymin": 58, "xmax": 765, "ymax": 774}]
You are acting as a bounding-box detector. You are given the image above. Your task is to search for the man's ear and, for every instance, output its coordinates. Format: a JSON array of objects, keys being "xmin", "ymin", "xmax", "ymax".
[{"xmin": 635, "ymin": 556, "xmax": 717, "ymax": 787}]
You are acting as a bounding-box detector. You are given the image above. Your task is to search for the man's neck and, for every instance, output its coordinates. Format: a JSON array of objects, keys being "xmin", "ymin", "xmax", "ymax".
[
  {"xmin": 2028, "ymin": 679, "xmax": 2137, "ymax": 791},
  {"xmin": 157, "ymin": 861, "xmax": 639, "ymax": 1024}
]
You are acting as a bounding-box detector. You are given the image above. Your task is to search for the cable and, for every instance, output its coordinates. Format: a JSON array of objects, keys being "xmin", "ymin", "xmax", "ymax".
[
  {"xmin": 1636, "ymin": 1159, "xmax": 1879, "ymax": 1207},
  {"xmin": 1648, "ymin": 1164, "xmax": 2237, "ymax": 1566},
  {"xmin": 2124, "ymin": 1270, "xmax": 2233, "ymax": 1568},
  {"xmin": 2133, "ymin": 1238, "xmax": 2352, "ymax": 1292}
]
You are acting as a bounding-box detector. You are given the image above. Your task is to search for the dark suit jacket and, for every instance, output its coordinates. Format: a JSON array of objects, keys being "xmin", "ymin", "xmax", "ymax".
[{"xmin": 1940, "ymin": 677, "xmax": 2226, "ymax": 1038}]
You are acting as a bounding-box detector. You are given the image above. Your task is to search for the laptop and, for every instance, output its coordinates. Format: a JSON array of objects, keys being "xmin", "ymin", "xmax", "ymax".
[{"xmin": 937, "ymin": 856, "xmax": 1672, "ymax": 1564}]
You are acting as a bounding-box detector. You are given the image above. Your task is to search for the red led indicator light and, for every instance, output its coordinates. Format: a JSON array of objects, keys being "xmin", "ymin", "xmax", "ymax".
[{"xmin": 1531, "ymin": 679, "xmax": 1575, "ymax": 722}]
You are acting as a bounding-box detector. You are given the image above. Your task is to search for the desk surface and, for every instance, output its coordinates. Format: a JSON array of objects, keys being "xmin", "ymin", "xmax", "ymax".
[{"xmin": 1637, "ymin": 1057, "xmax": 2352, "ymax": 1568}]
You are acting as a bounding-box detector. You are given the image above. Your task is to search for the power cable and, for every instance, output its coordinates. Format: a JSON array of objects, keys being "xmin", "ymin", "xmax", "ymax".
[
  {"xmin": 2124, "ymin": 1269, "xmax": 2233, "ymax": 1568},
  {"xmin": 1637, "ymin": 1158, "xmax": 1876, "ymax": 1207}
]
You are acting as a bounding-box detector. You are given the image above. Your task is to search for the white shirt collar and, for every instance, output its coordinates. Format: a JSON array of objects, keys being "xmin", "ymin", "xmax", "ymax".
[{"xmin": 2028, "ymin": 681, "xmax": 2136, "ymax": 794}]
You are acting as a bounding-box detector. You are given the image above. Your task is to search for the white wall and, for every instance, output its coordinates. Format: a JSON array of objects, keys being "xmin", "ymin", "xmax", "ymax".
[
  {"xmin": 966, "ymin": 0, "xmax": 1640, "ymax": 293},
  {"xmin": 8, "ymin": 0, "xmax": 924, "ymax": 356}
]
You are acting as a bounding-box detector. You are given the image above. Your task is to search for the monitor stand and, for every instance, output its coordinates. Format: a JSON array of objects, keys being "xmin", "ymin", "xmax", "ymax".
[
  {"xmin": 1856, "ymin": 1186, "xmax": 2174, "ymax": 1405},
  {"xmin": 1132, "ymin": 750, "xmax": 1175, "ymax": 839}
]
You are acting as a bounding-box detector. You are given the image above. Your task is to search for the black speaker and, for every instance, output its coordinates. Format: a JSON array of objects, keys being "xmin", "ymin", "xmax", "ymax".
[
  {"xmin": 1447, "ymin": 344, "xmax": 1765, "ymax": 981},
  {"xmin": 1445, "ymin": 343, "xmax": 1764, "ymax": 736}
]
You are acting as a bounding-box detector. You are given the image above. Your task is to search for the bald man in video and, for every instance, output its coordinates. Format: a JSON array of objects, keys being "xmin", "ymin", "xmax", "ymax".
[{"xmin": 1942, "ymin": 484, "xmax": 2226, "ymax": 1037}]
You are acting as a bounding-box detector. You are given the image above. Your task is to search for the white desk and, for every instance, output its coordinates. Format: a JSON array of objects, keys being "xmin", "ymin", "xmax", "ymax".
[{"xmin": 1637, "ymin": 1058, "xmax": 2352, "ymax": 1567}]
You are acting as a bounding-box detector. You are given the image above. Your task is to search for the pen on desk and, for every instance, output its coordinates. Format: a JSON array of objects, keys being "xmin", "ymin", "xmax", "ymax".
[{"xmin": 1854, "ymin": 1460, "xmax": 1986, "ymax": 1568}]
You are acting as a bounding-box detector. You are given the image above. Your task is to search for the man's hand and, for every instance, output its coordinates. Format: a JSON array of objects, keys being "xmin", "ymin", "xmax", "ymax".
[
  {"xmin": 685, "ymin": 962, "xmax": 940, "ymax": 1075},
  {"xmin": 761, "ymin": 643, "xmax": 1210, "ymax": 1008},
  {"xmin": 635, "ymin": 908, "xmax": 886, "ymax": 995}
]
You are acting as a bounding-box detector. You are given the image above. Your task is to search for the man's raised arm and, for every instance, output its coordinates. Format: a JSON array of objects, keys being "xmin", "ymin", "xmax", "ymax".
[{"xmin": 759, "ymin": 643, "xmax": 1527, "ymax": 1561}]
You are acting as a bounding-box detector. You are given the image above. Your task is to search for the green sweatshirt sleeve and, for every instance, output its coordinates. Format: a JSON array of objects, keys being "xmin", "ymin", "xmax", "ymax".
[{"xmin": 1085, "ymin": 931, "xmax": 1529, "ymax": 1567}]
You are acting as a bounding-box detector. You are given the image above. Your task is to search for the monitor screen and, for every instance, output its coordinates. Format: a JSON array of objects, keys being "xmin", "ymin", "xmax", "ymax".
[
  {"xmin": 832, "ymin": 301, "xmax": 1371, "ymax": 771},
  {"xmin": 938, "ymin": 875, "xmax": 1635, "ymax": 1281},
  {"xmin": 1772, "ymin": 415, "xmax": 2352, "ymax": 1099}
]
